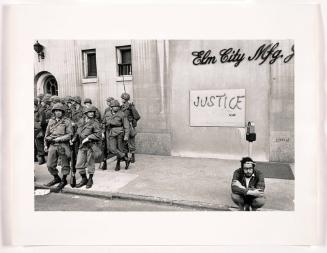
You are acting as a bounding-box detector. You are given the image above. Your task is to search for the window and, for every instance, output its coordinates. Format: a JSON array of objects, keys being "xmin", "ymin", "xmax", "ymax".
[
  {"xmin": 117, "ymin": 46, "xmax": 132, "ymax": 76},
  {"xmin": 82, "ymin": 49, "xmax": 97, "ymax": 78},
  {"xmin": 44, "ymin": 76, "xmax": 58, "ymax": 95}
]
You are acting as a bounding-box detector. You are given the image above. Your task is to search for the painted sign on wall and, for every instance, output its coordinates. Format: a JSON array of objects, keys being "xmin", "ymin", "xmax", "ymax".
[{"xmin": 190, "ymin": 89, "xmax": 246, "ymax": 127}]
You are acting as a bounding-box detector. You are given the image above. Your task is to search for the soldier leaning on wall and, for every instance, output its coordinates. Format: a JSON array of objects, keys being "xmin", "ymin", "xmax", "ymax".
[
  {"xmin": 104, "ymin": 99, "xmax": 131, "ymax": 171},
  {"xmin": 120, "ymin": 92, "xmax": 141, "ymax": 164}
]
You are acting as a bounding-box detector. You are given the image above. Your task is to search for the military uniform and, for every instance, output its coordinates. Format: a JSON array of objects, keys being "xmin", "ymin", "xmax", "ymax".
[
  {"xmin": 99, "ymin": 97, "xmax": 114, "ymax": 170},
  {"xmin": 104, "ymin": 100, "xmax": 130, "ymax": 170},
  {"xmin": 121, "ymin": 93, "xmax": 141, "ymax": 163},
  {"xmin": 34, "ymin": 99, "xmax": 46, "ymax": 164},
  {"xmin": 75, "ymin": 106, "xmax": 102, "ymax": 188},
  {"xmin": 44, "ymin": 103, "xmax": 73, "ymax": 192},
  {"xmin": 102, "ymin": 102, "xmax": 114, "ymax": 157},
  {"xmin": 83, "ymin": 98, "xmax": 101, "ymax": 121},
  {"xmin": 70, "ymin": 97, "xmax": 85, "ymax": 171},
  {"xmin": 42, "ymin": 98, "xmax": 53, "ymax": 126},
  {"xmin": 71, "ymin": 105, "xmax": 84, "ymax": 123}
]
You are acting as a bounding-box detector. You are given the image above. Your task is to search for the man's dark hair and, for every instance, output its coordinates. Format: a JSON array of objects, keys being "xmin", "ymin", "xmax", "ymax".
[{"xmin": 240, "ymin": 157, "xmax": 255, "ymax": 169}]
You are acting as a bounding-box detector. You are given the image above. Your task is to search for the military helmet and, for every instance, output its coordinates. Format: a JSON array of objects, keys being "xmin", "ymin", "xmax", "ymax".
[
  {"xmin": 84, "ymin": 105, "xmax": 97, "ymax": 114},
  {"xmin": 72, "ymin": 96, "xmax": 82, "ymax": 104},
  {"xmin": 84, "ymin": 98, "xmax": 92, "ymax": 104},
  {"xmin": 51, "ymin": 103, "xmax": 66, "ymax": 112},
  {"xmin": 42, "ymin": 97, "xmax": 51, "ymax": 104},
  {"xmin": 34, "ymin": 98, "xmax": 38, "ymax": 106},
  {"xmin": 106, "ymin": 97, "xmax": 114, "ymax": 103},
  {"xmin": 51, "ymin": 95, "xmax": 61, "ymax": 104},
  {"xmin": 110, "ymin": 100, "xmax": 120, "ymax": 107},
  {"xmin": 121, "ymin": 92, "xmax": 130, "ymax": 101},
  {"xmin": 64, "ymin": 96, "xmax": 72, "ymax": 103}
]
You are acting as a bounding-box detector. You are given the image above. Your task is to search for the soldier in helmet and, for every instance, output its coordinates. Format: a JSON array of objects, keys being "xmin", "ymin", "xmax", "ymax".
[
  {"xmin": 71, "ymin": 96, "xmax": 84, "ymax": 123},
  {"xmin": 70, "ymin": 96, "xmax": 85, "ymax": 178},
  {"xmin": 63, "ymin": 96, "xmax": 73, "ymax": 119},
  {"xmin": 104, "ymin": 99, "xmax": 131, "ymax": 171},
  {"xmin": 43, "ymin": 103, "xmax": 73, "ymax": 193},
  {"xmin": 120, "ymin": 92, "xmax": 141, "ymax": 164},
  {"xmin": 83, "ymin": 98, "xmax": 101, "ymax": 121},
  {"xmin": 100, "ymin": 97, "xmax": 114, "ymax": 170},
  {"xmin": 51, "ymin": 95, "xmax": 61, "ymax": 105},
  {"xmin": 42, "ymin": 96, "xmax": 53, "ymax": 127},
  {"xmin": 75, "ymin": 105, "xmax": 102, "ymax": 189},
  {"xmin": 34, "ymin": 98, "xmax": 46, "ymax": 164}
]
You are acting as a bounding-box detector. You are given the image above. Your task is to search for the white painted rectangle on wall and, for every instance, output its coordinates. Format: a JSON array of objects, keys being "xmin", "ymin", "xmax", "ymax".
[{"xmin": 190, "ymin": 89, "xmax": 246, "ymax": 127}]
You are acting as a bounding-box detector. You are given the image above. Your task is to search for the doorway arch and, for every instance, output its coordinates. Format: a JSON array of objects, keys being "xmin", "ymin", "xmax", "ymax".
[{"xmin": 35, "ymin": 71, "xmax": 58, "ymax": 96}]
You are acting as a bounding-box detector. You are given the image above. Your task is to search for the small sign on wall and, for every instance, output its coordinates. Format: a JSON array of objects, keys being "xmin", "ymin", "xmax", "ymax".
[{"xmin": 190, "ymin": 89, "xmax": 245, "ymax": 127}]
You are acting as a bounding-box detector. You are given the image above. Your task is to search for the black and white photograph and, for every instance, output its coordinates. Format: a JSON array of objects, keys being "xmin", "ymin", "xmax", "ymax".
[{"xmin": 33, "ymin": 40, "xmax": 295, "ymax": 212}]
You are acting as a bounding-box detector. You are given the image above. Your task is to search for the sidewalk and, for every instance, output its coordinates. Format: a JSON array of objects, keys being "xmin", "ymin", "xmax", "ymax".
[{"xmin": 34, "ymin": 154, "xmax": 294, "ymax": 211}]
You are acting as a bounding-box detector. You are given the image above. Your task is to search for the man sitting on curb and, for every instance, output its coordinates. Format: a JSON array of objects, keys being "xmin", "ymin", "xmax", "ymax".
[{"xmin": 231, "ymin": 157, "xmax": 265, "ymax": 211}]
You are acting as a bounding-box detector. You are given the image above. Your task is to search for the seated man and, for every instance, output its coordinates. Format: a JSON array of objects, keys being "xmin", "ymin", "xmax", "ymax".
[{"xmin": 231, "ymin": 157, "xmax": 265, "ymax": 211}]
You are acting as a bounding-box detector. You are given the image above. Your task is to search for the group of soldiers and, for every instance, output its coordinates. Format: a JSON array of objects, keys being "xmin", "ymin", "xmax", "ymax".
[{"xmin": 34, "ymin": 92, "xmax": 140, "ymax": 193}]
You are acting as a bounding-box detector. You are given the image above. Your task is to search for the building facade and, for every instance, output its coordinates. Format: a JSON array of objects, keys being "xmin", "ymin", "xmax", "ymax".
[{"xmin": 34, "ymin": 40, "xmax": 294, "ymax": 163}]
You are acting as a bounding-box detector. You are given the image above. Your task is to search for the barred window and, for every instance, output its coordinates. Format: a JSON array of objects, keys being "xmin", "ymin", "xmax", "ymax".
[{"xmin": 117, "ymin": 46, "xmax": 132, "ymax": 76}]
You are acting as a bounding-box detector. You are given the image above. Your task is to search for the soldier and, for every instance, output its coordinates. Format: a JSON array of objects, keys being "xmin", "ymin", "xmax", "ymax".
[
  {"xmin": 43, "ymin": 103, "xmax": 73, "ymax": 193},
  {"xmin": 120, "ymin": 92, "xmax": 141, "ymax": 163},
  {"xmin": 63, "ymin": 96, "xmax": 73, "ymax": 119},
  {"xmin": 51, "ymin": 95, "xmax": 62, "ymax": 106},
  {"xmin": 75, "ymin": 106, "xmax": 102, "ymax": 189},
  {"xmin": 105, "ymin": 100, "xmax": 130, "ymax": 171},
  {"xmin": 100, "ymin": 97, "xmax": 114, "ymax": 170},
  {"xmin": 70, "ymin": 96, "xmax": 85, "ymax": 183},
  {"xmin": 34, "ymin": 98, "xmax": 46, "ymax": 164},
  {"xmin": 83, "ymin": 98, "xmax": 101, "ymax": 121},
  {"xmin": 71, "ymin": 96, "xmax": 84, "ymax": 123},
  {"xmin": 42, "ymin": 96, "xmax": 53, "ymax": 127}
]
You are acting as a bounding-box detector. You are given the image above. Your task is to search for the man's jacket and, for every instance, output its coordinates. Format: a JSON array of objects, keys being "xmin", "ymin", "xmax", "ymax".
[
  {"xmin": 103, "ymin": 110, "xmax": 129, "ymax": 139},
  {"xmin": 44, "ymin": 117, "xmax": 73, "ymax": 146},
  {"xmin": 76, "ymin": 118, "xmax": 102, "ymax": 143},
  {"xmin": 231, "ymin": 168, "xmax": 265, "ymax": 196},
  {"xmin": 121, "ymin": 102, "xmax": 140, "ymax": 127},
  {"xmin": 71, "ymin": 105, "xmax": 84, "ymax": 123},
  {"xmin": 34, "ymin": 109, "xmax": 46, "ymax": 136}
]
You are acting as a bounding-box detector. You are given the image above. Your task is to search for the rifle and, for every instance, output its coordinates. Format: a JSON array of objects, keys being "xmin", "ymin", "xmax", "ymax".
[
  {"xmin": 70, "ymin": 127, "xmax": 78, "ymax": 188},
  {"xmin": 70, "ymin": 141, "xmax": 76, "ymax": 188}
]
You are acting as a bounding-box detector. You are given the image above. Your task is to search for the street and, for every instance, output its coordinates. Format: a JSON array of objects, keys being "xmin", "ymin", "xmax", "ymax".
[{"xmin": 35, "ymin": 192, "xmax": 198, "ymax": 211}]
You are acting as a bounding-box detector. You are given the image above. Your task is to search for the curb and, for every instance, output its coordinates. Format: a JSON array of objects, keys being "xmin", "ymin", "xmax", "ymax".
[{"xmin": 35, "ymin": 183, "xmax": 231, "ymax": 211}]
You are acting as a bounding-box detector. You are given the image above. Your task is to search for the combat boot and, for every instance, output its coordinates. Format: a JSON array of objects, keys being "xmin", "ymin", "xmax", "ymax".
[
  {"xmin": 115, "ymin": 158, "xmax": 121, "ymax": 171},
  {"xmin": 130, "ymin": 153, "xmax": 135, "ymax": 163},
  {"xmin": 86, "ymin": 174, "xmax": 93, "ymax": 189},
  {"xmin": 100, "ymin": 160, "xmax": 107, "ymax": 170},
  {"xmin": 44, "ymin": 175, "xmax": 61, "ymax": 187},
  {"xmin": 76, "ymin": 173, "xmax": 88, "ymax": 188},
  {"xmin": 52, "ymin": 175, "xmax": 67, "ymax": 193},
  {"xmin": 124, "ymin": 156, "xmax": 131, "ymax": 170},
  {"xmin": 38, "ymin": 155, "xmax": 46, "ymax": 165}
]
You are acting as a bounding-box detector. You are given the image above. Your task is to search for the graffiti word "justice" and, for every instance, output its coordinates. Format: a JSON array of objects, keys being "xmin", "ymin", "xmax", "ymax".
[
  {"xmin": 192, "ymin": 43, "xmax": 294, "ymax": 67},
  {"xmin": 193, "ymin": 94, "xmax": 245, "ymax": 110}
]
